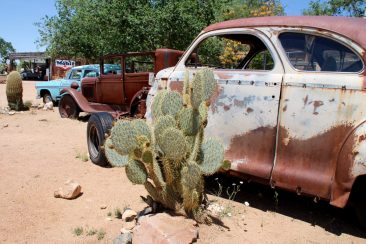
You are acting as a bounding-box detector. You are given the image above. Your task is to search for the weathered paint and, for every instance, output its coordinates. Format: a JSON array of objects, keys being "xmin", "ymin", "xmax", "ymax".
[{"xmin": 146, "ymin": 21, "xmax": 366, "ymax": 207}]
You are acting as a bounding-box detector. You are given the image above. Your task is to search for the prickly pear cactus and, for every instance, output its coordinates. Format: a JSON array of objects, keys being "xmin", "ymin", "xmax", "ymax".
[
  {"xmin": 106, "ymin": 68, "xmax": 230, "ymax": 223},
  {"xmin": 6, "ymin": 71, "xmax": 25, "ymax": 111}
]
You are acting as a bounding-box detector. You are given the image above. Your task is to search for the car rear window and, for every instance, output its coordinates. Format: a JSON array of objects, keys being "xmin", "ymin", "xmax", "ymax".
[{"xmin": 279, "ymin": 32, "xmax": 363, "ymax": 73}]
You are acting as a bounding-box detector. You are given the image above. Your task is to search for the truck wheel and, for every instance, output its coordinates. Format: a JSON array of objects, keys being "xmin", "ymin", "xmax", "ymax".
[
  {"xmin": 59, "ymin": 94, "xmax": 79, "ymax": 119},
  {"xmin": 355, "ymin": 199, "xmax": 366, "ymax": 229},
  {"xmin": 43, "ymin": 93, "xmax": 52, "ymax": 104},
  {"xmin": 87, "ymin": 112, "xmax": 114, "ymax": 166}
]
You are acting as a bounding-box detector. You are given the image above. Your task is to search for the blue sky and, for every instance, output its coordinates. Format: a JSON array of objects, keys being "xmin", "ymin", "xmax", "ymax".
[{"xmin": 0, "ymin": 0, "xmax": 312, "ymax": 52}]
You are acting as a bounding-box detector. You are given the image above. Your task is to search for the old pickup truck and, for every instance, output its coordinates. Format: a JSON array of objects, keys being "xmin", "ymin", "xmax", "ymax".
[
  {"xmin": 63, "ymin": 49, "xmax": 183, "ymax": 166},
  {"xmin": 144, "ymin": 16, "xmax": 366, "ymax": 226},
  {"xmin": 59, "ymin": 49, "xmax": 183, "ymax": 119}
]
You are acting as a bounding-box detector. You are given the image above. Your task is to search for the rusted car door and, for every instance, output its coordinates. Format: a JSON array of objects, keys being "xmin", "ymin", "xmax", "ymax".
[
  {"xmin": 97, "ymin": 57, "xmax": 123, "ymax": 105},
  {"xmin": 169, "ymin": 29, "xmax": 284, "ymax": 180},
  {"xmin": 270, "ymin": 29, "xmax": 365, "ymax": 199}
]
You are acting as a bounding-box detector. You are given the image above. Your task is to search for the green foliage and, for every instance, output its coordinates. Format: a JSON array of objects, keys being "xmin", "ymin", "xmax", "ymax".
[
  {"xmin": 6, "ymin": 71, "xmax": 26, "ymax": 111},
  {"xmin": 72, "ymin": 226, "xmax": 83, "ymax": 236},
  {"xmin": 36, "ymin": 0, "xmax": 286, "ymax": 59},
  {"xmin": 0, "ymin": 37, "xmax": 15, "ymax": 63},
  {"xmin": 303, "ymin": 0, "xmax": 366, "ymax": 16},
  {"xmin": 106, "ymin": 68, "xmax": 230, "ymax": 223}
]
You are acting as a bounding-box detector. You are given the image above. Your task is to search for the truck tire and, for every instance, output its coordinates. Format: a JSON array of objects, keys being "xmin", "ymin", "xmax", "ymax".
[
  {"xmin": 355, "ymin": 199, "xmax": 366, "ymax": 229},
  {"xmin": 87, "ymin": 112, "xmax": 114, "ymax": 167},
  {"xmin": 59, "ymin": 94, "xmax": 79, "ymax": 119},
  {"xmin": 43, "ymin": 92, "xmax": 52, "ymax": 104}
]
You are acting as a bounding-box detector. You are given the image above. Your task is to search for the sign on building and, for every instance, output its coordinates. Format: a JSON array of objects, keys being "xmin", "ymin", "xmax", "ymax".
[{"xmin": 55, "ymin": 60, "xmax": 75, "ymax": 70}]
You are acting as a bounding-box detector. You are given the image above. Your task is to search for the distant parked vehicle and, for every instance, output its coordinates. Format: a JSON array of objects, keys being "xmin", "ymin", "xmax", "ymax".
[
  {"xmin": 21, "ymin": 70, "xmax": 41, "ymax": 80},
  {"xmin": 35, "ymin": 65, "xmax": 100, "ymax": 104}
]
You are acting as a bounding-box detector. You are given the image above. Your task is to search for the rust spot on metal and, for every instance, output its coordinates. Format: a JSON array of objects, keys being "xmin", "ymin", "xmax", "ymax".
[
  {"xmin": 226, "ymin": 126, "xmax": 276, "ymax": 179},
  {"xmin": 234, "ymin": 99, "xmax": 245, "ymax": 107},
  {"xmin": 359, "ymin": 134, "xmax": 366, "ymax": 143},
  {"xmin": 303, "ymin": 95, "xmax": 309, "ymax": 107},
  {"xmin": 246, "ymin": 107, "xmax": 254, "ymax": 113},
  {"xmin": 273, "ymin": 124, "xmax": 354, "ymax": 199},
  {"xmin": 224, "ymin": 105, "xmax": 231, "ymax": 111},
  {"xmin": 169, "ymin": 80, "xmax": 183, "ymax": 93},
  {"xmin": 282, "ymin": 105, "xmax": 287, "ymax": 112},
  {"xmin": 313, "ymin": 100, "xmax": 324, "ymax": 115}
]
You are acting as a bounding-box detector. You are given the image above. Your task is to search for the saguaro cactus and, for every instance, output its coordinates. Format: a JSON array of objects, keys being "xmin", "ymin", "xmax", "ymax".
[
  {"xmin": 6, "ymin": 71, "xmax": 25, "ymax": 111},
  {"xmin": 106, "ymin": 68, "xmax": 230, "ymax": 223}
]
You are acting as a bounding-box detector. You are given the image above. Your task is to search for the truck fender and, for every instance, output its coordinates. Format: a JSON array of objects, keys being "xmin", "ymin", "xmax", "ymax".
[
  {"xmin": 129, "ymin": 87, "xmax": 150, "ymax": 114},
  {"xmin": 60, "ymin": 87, "xmax": 95, "ymax": 113},
  {"xmin": 331, "ymin": 120, "xmax": 366, "ymax": 207}
]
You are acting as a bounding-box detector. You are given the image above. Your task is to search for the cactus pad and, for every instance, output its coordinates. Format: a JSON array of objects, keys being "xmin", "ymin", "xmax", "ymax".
[
  {"xmin": 199, "ymin": 138, "xmax": 224, "ymax": 175},
  {"xmin": 111, "ymin": 120, "xmax": 138, "ymax": 155},
  {"xmin": 151, "ymin": 90, "xmax": 168, "ymax": 119},
  {"xmin": 132, "ymin": 120, "xmax": 151, "ymax": 141},
  {"xmin": 160, "ymin": 91, "xmax": 183, "ymax": 117},
  {"xmin": 105, "ymin": 138, "xmax": 129, "ymax": 167},
  {"xmin": 125, "ymin": 159, "xmax": 148, "ymax": 184},
  {"xmin": 191, "ymin": 72, "xmax": 203, "ymax": 109},
  {"xmin": 154, "ymin": 115, "xmax": 176, "ymax": 145},
  {"xmin": 178, "ymin": 107, "xmax": 200, "ymax": 136},
  {"xmin": 160, "ymin": 128, "xmax": 186, "ymax": 160},
  {"xmin": 200, "ymin": 68, "xmax": 216, "ymax": 101}
]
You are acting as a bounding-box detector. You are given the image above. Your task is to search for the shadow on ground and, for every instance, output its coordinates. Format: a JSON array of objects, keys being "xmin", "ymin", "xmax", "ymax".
[{"xmin": 205, "ymin": 174, "xmax": 366, "ymax": 238}]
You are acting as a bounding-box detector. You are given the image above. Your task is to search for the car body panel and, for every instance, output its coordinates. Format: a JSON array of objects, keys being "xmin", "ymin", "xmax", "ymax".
[
  {"xmin": 35, "ymin": 65, "xmax": 100, "ymax": 102},
  {"xmin": 147, "ymin": 16, "xmax": 366, "ymax": 208}
]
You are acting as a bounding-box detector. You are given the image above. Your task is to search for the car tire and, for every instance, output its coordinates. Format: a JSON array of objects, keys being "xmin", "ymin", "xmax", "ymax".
[
  {"xmin": 59, "ymin": 94, "xmax": 79, "ymax": 119},
  {"xmin": 87, "ymin": 112, "xmax": 114, "ymax": 167},
  {"xmin": 355, "ymin": 200, "xmax": 366, "ymax": 229},
  {"xmin": 43, "ymin": 93, "xmax": 52, "ymax": 104}
]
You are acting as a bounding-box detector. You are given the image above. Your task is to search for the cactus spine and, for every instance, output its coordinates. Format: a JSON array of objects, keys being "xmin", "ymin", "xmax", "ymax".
[
  {"xmin": 6, "ymin": 71, "xmax": 25, "ymax": 111},
  {"xmin": 106, "ymin": 68, "xmax": 230, "ymax": 223}
]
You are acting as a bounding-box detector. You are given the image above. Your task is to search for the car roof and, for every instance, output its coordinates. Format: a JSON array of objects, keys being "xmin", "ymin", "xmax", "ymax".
[
  {"xmin": 204, "ymin": 16, "xmax": 366, "ymax": 50},
  {"xmin": 72, "ymin": 64, "xmax": 99, "ymax": 70}
]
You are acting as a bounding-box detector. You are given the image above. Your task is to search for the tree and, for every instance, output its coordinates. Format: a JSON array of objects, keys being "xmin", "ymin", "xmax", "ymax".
[
  {"xmin": 303, "ymin": 0, "xmax": 366, "ymax": 17},
  {"xmin": 0, "ymin": 37, "xmax": 15, "ymax": 63}
]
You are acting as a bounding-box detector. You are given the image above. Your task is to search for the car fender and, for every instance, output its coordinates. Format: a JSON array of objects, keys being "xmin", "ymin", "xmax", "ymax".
[
  {"xmin": 332, "ymin": 120, "xmax": 366, "ymax": 207},
  {"xmin": 60, "ymin": 87, "xmax": 93, "ymax": 113}
]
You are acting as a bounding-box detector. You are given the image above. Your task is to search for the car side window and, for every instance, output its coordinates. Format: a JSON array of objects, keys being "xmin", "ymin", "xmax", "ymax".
[
  {"xmin": 245, "ymin": 50, "xmax": 274, "ymax": 70},
  {"xmin": 70, "ymin": 69, "xmax": 82, "ymax": 80},
  {"xmin": 279, "ymin": 32, "xmax": 363, "ymax": 72},
  {"xmin": 186, "ymin": 34, "xmax": 274, "ymax": 70},
  {"xmin": 102, "ymin": 57, "xmax": 122, "ymax": 75}
]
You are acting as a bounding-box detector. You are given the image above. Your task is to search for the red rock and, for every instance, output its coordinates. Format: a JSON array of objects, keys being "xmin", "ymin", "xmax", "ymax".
[
  {"xmin": 54, "ymin": 179, "xmax": 82, "ymax": 199},
  {"xmin": 133, "ymin": 213, "xmax": 199, "ymax": 244}
]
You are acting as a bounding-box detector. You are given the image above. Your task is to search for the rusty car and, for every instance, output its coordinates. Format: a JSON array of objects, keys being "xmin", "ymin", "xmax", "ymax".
[
  {"xmin": 59, "ymin": 49, "xmax": 183, "ymax": 120},
  {"xmin": 62, "ymin": 49, "xmax": 183, "ymax": 165},
  {"xmin": 145, "ymin": 16, "xmax": 366, "ymax": 226}
]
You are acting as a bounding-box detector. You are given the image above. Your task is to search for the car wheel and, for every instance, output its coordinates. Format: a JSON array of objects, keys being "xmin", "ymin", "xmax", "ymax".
[
  {"xmin": 59, "ymin": 94, "xmax": 79, "ymax": 119},
  {"xmin": 355, "ymin": 200, "xmax": 366, "ymax": 229},
  {"xmin": 43, "ymin": 93, "xmax": 52, "ymax": 104},
  {"xmin": 87, "ymin": 112, "xmax": 114, "ymax": 166}
]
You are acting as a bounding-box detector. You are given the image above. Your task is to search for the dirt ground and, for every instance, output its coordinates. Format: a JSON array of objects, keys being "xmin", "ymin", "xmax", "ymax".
[{"xmin": 0, "ymin": 81, "xmax": 366, "ymax": 243}]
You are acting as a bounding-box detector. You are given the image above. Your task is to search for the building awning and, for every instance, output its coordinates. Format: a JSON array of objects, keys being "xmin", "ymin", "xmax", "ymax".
[{"xmin": 9, "ymin": 52, "xmax": 50, "ymax": 61}]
